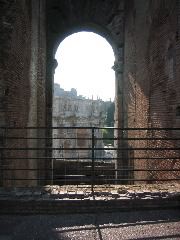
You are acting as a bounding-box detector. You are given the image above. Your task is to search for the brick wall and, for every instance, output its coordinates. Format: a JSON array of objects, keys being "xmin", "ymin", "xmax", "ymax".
[
  {"xmin": 0, "ymin": 0, "xmax": 32, "ymax": 186},
  {"xmin": 0, "ymin": 0, "xmax": 47, "ymax": 186},
  {"xmin": 3, "ymin": 1, "xmax": 31, "ymax": 128},
  {"xmin": 124, "ymin": 0, "xmax": 180, "ymax": 181}
]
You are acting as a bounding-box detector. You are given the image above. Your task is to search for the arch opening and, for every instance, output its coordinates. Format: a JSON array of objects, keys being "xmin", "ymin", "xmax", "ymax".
[
  {"xmin": 54, "ymin": 31, "xmax": 115, "ymax": 101},
  {"xmin": 52, "ymin": 31, "xmax": 118, "ymax": 185}
]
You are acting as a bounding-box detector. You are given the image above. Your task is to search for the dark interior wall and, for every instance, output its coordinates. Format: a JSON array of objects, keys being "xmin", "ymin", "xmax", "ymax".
[
  {"xmin": 0, "ymin": 0, "xmax": 46, "ymax": 128},
  {"xmin": 147, "ymin": 0, "xmax": 180, "ymax": 179},
  {"xmin": 0, "ymin": 0, "xmax": 32, "ymax": 186},
  {"xmin": 124, "ymin": 0, "xmax": 179, "ymax": 129},
  {"xmin": 0, "ymin": 0, "xmax": 31, "ymax": 128},
  {"xmin": 124, "ymin": 0, "xmax": 180, "ymax": 180},
  {"xmin": 0, "ymin": 0, "xmax": 47, "ymax": 186},
  {"xmin": 123, "ymin": 0, "xmax": 153, "ymax": 180},
  {"xmin": 148, "ymin": 0, "xmax": 178, "ymax": 128},
  {"xmin": 175, "ymin": 0, "xmax": 180, "ymax": 127}
]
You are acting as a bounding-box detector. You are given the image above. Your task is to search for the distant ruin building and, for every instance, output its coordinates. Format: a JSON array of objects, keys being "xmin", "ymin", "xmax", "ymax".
[
  {"xmin": 54, "ymin": 83, "xmax": 81, "ymax": 99},
  {"xmin": 53, "ymin": 84, "xmax": 107, "ymax": 160}
]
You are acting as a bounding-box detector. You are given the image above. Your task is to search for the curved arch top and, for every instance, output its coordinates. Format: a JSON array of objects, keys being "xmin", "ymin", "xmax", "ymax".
[
  {"xmin": 52, "ymin": 24, "xmax": 119, "ymax": 58},
  {"xmin": 47, "ymin": 0, "xmax": 124, "ymax": 59}
]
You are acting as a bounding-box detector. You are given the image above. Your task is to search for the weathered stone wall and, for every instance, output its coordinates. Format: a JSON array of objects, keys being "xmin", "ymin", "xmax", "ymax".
[
  {"xmin": 0, "ymin": 0, "xmax": 31, "ymax": 127},
  {"xmin": 0, "ymin": 0, "xmax": 32, "ymax": 186},
  {"xmin": 0, "ymin": 0, "xmax": 47, "ymax": 186},
  {"xmin": 53, "ymin": 96, "xmax": 106, "ymax": 161},
  {"xmin": 53, "ymin": 97, "xmax": 106, "ymax": 125},
  {"xmin": 124, "ymin": 0, "xmax": 180, "ymax": 181}
]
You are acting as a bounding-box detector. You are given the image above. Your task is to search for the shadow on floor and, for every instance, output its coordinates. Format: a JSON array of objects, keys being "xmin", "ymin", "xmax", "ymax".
[{"xmin": 0, "ymin": 209, "xmax": 179, "ymax": 240}]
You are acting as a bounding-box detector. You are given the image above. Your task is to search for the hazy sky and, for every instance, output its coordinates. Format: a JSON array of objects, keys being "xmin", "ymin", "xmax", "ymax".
[{"xmin": 54, "ymin": 32, "xmax": 115, "ymax": 101}]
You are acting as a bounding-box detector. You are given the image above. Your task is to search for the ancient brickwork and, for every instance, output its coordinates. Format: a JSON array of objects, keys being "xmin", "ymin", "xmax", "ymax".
[
  {"xmin": 124, "ymin": 0, "xmax": 180, "ymax": 181},
  {"xmin": 0, "ymin": 1, "xmax": 31, "ymax": 127},
  {"xmin": 0, "ymin": 0, "xmax": 32, "ymax": 186},
  {"xmin": 0, "ymin": 0, "xmax": 47, "ymax": 186}
]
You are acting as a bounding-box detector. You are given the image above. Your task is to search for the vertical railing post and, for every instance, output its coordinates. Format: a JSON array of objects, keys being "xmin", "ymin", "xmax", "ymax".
[
  {"xmin": 0, "ymin": 149, "xmax": 3, "ymax": 186},
  {"xmin": 91, "ymin": 127, "xmax": 95, "ymax": 192},
  {"xmin": 51, "ymin": 158, "xmax": 54, "ymax": 185}
]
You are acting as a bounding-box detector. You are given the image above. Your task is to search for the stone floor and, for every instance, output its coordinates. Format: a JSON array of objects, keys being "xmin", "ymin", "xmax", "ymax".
[
  {"xmin": 0, "ymin": 209, "xmax": 180, "ymax": 239},
  {"xmin": 0, "ymin": 183, "xmax": 179, "ymax": 200}
]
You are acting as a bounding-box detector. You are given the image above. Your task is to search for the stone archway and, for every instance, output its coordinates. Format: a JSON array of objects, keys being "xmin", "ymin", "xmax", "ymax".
[
  {"xmin": 46, "ymin": 0, "xmax": 125, "ymax": 134},
  {"xmin": 45, "ymin": 0, "xmax": 125, "ymax": 180},
  {"xmin": 2, "ymin": 0, "xmax": 179, "ymax": 186}
]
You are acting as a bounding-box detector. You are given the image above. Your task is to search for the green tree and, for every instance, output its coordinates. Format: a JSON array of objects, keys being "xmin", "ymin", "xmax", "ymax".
[
  {"xmin": 103, "ymin": 102, "xmax": 115, "ymax": 145},
  {"xmin": 106, "ymin": 102, "xmax": 115, "ymax": 126}
]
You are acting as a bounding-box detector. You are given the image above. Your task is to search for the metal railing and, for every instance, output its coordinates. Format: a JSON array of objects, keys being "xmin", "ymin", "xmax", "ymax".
[{"xmin": 0, "ymin": 127, "xmax": 180, "ymax": 187}]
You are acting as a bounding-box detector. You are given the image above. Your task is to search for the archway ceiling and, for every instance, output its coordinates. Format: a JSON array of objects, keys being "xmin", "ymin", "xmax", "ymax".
[{"xmin": 46, "ymin": 0, "xmax": 124, "ymax": 56}]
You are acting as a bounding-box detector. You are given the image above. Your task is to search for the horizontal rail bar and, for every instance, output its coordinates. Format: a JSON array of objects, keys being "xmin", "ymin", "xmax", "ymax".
[
  {"xmin": 1, "ymin": 168, "xmax": 179, "ymax": 172},
  {"xmin": 1, "ymin": 147, "xmax": 180, "ymax": 150},
  {"xmin": 1, "ymin": 127, "xmax": 180, "ymax": 130},
  {"xmin": 96, "ymin": 169, "xmax": 180, "ymax": 172},
  {"xmin": 3, "ymin": 137, "xmax": 180, "ymax": 141},
  {"xmin": 2, "ymin": 178, "xmax": 180, "ymax": 181},
  {"xmin": 1, "ymin": 157, "xmax": 180, "ymax": 160},
  {"xmin": 95, "ymin": 138, "xmax": 180, "ymax": 141},
  {"xmin": 51, "ymin": 178, "xmax": 180, "ymax": 182},
  {"xmin": 4, "ymin": 137, "xmax": 94, "ymax": 140}
]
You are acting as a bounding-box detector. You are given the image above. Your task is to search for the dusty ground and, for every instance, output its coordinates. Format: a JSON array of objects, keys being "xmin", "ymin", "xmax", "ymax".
[
  {"xmin": 0, "ymin": 183, "xmax": 180, "ymax": 200},
  {"xmin": 0, "ymin": 184, "xmax": 179, "ymax": 239},
  {"xmin": 0, "ymin": 209, "xmax": 179, "ymax": 240}
]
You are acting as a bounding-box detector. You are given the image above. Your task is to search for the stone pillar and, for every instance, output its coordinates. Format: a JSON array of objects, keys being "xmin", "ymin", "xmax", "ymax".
[
  {"xmin": 113, "ymin": 47, "xmax": 128, "ymax": 183},
  {"xmin": 36, "ymin": 0, "xmax": 47, "ymax": 186},
  {"xmin": 45, "ymin": 56, "xmax": 58, "ymax": 184},
  {"xmin": 27, "ymin": 0, "xmax": 47, "ymax": 186}
]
